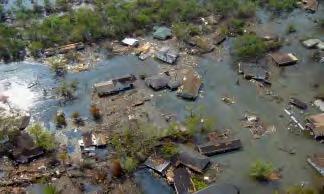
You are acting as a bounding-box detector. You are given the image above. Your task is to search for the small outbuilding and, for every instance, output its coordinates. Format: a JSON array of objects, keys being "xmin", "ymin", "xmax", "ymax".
[
  {"xmin": 121, "ymin": 38, "xmax": 139, "ymax": 47},
  {"xmin": 153, "ymin": 26, "xmax": 172, "ymax": 40},
  {"xmin": 156, "ymin": 47, "xmax": 179, "ymax": 64}
]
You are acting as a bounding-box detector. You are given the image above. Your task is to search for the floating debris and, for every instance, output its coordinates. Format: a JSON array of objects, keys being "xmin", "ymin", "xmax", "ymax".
[
  {"xmin": 289, "ymin": 97, "xmax": 308, "ymax": 110},
  {"xmin": 144, "ymin": 155, "xmax": 171, "ymax": 175}
]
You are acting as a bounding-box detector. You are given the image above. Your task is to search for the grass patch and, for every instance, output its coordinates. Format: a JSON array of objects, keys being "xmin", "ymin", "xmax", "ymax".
[{"xmin": 192, "ymin": 176, "xmax": 208, "ymax": 191}]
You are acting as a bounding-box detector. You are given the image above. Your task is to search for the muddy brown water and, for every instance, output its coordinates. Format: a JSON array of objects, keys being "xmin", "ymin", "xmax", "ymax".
[{"xmin": 1, "ymin": 6, "xmax": 323, "ymax": 194}]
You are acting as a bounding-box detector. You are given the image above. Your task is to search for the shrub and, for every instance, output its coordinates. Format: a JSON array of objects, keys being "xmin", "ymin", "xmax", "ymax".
[
  {"xmin": 228, "ymin": 18, "xmax": 245, "ymax": 35},
  {"xmin": 192, "ymin": 176, "xmax": 208, "ymax": 191},
  {"xmin": 210, "ymin": 0, "xmax": 239, "ymax": 16},
  {"xmin": 161, "ymin": 143, "xmax": 178, "ymax": 158},
  {"xmin": 54, "ymin": 112, "xmax": 67, "ymax": 128},
  {"xmin": 71, "ymin": 111, "xmax": 83, "ymax": 126},
  {"xmin": 90, "ymin": 104, "xmax": 101, "ymax": 121},
  {"xmin": 286, "ymin": 24, "xmax": 297, "ymax": 34},
  {"xmin": 55, "ymin": 81, "xmax": 78, "ymax": 101},
  {"xmin": 43, "ymin": 184, "xmax": 59, "ymax": 194},
  {"xmin": 172, "ymin": 22, "xmax": 201, "ymax": 42},
  {"xmin": 237, "ymin": 1, "xmax": 257, "ymax": 18},
  {"xmin": 234, "ymin": 34, "xmax": 267, "ymax": 60},
  {"xmin": 28, "ymin": 124, "xmax": 56, "ymax": 151},
  {"xmin": 249, "ymin": 160, "xmax": 274, "ymax": 181},
  {"xmin": 268, "ymin": 0, "xmax": 298, "ymax": 11},
  {"xmin": 122, "ymin": 156, "xmax": 138, "ymax": 173}
]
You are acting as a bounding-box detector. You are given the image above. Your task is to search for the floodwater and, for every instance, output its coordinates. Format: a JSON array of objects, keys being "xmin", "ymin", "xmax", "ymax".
[{"xmin": 0, "ymin": 6, "xmax": 323, "ymax": 194}]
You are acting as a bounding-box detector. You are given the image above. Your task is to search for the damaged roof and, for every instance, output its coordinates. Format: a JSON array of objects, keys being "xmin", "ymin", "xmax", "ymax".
[
  {"xmin": 307, "ymin": 113, "xmax": 324, "ymax": 139},
  {"xmin": 156, "ymin": 47, "xmax": 179, "ymax": 64},
  {"xmin": 269, "ymin": 52, "xmax": 298, "ymax": 66},
  {"xmin": 145, "ymin": 75, "xmax": 170, "ymax": 90},
  {"xmin": 173, "ymin": 150, "xmax": 210, "ymax": 173},
  {"xmin": 153, "ymin": 26, "xmax": 172, "ymax": 40},
  {"xmin": 307, "ymin": 153, "xmax": 324, "ymax": 176},
  {"xmin": 94, "ymin": 74, "xmax": 136, "ymax": 97},
  {"xmin": 177, "ymin": 70, "xmax": 202, "ymax": 100}
]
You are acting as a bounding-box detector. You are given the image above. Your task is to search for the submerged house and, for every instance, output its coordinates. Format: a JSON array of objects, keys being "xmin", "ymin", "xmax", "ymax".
[
  {"xmin": 307, "ymin": 153, "xmax": 324, "ymax": 176},
  {"xmin": 269, "ymin": 52, "xmax": 298, "ymax": 66},
  {"xmin": 306, "ymin": 113, "xmax": 324, "ymax": 141},
  {"xmin": 197, "ymin": 139, "xmax": 242, "ymax": 156},
  {"xmin": 238, "ymin": 62, "xmax": 269, "ymax": 82},
  {"xmin": 156, "ymin": 47, "xmax": 179, "ymax": 64},
  {"xmin": 153, "ymin": 26, "xmax": 172, "ymax": 40},
  {"xmin": 94, "ymin": 74, "xmax": 136, "ymax": 97}
]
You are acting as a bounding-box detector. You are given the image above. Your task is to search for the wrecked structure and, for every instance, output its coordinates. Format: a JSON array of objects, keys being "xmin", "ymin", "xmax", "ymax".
[
  {"xmin": 44, "ymin": 42, "xmax": 85, "ymax": 57},
  {"xmin": 172, "ymin": 150, "xmax": 210, "ymax": 173},
  {"xmin": 145, "ymin": 74, "xmax": 170, "ymax": 91},
  {"xmin": 155, "ymin": 47, "xmax": 179, "ymax": 64},
  {"xmin": 94, "ymin": 74, "xmax": 136, "ymax": 97},
  {"xmin": 269, "ymin": 52, "xmax": 298, "ymax": 66},
  {"xmin": 238, "ymin": 62, "xmax": 269, "ymax": 84},
  {"xmin": 78, "ymin": 131, "xmax": 107, "ymax": 152},
  {"xmin": 10, "ymin": 133, "xmax": 44, "ymax": 164},
  {"xmin": 177, "ymin": 70, "xmax": 202, "ymax": 100},
  {"xmin": 197, "ymin": 139, "xmax": 242, "ymax": 156},
  {"xmin": 307, "ymin": 153, "xmax": 324, "ymax": 176},
  {"xmin": 306, "ymin": 113, "xmax": 324, "ymax": 141}
]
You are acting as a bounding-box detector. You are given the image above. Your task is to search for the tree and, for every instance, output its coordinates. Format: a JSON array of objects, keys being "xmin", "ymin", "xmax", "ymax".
[
  {"xmin": 249, "ymin": 160, "xmax": 274, "ymax": 181},
  {"xmin": 28, "ymin": 124, "xmax": 56, "ymax": 151},
  {"xmin": 55, "ymin": 80, "xmax": 78, "ymax": 102}
]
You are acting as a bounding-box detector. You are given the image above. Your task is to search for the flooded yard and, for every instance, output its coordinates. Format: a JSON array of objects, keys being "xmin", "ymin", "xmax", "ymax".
[{"xmin": 0, "ymin": 5, "xmax": 323, "ymax": 194}]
